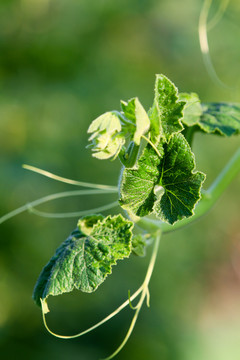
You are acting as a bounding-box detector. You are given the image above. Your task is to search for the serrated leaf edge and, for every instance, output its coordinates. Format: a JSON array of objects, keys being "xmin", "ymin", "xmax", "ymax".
[
  {"xmin": 152, "ymin": 133, "xmax": 206, "ymax": 224},
  {"xmin": 34, "ymin": 214, "xmax": 134, "ymax": 308}
]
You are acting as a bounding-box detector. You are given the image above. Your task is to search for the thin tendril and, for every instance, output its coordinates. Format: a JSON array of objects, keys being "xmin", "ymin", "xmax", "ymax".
[
  {"xmin": 40, "ymin": 285, "xmax": 144, "ymax": 339},
  {"xmin": 22, "ymin": 164, "xmax": 118, "ymax": 191},
  {"xmin": 103, "ymin": 230, "xmax": 161, "ymax": 360},
  {"xmin": 198, "ymin": 0, "xmax": 232, "ymax": 89},
  {"xmin": 207, "ymin": 0, "xmax": 230, "ymax": 30},
  {"xmin": 0, "ymin": 189, "xmax": 117, "ymax": 224},
  {"xmin": 141, "ymin": 135, "xmax": 161, "ymax": 158},
  {"xmin": 127, "ymin": 290, "xmax": 139, "ymax": 310},
  {"xmin": 103, "ymin": 307, "xmax": 140, "ymax": 360},
  {"xmin": 39, "ymin": 231, "xmax": 161, "ymax": 360},
  {"xmin": 27, "ymin": 201, "xmax": 119, "ymax": 219},
  {"xmin": 145, "ymin": 287, "xmax": 150, "ymax": 307}
]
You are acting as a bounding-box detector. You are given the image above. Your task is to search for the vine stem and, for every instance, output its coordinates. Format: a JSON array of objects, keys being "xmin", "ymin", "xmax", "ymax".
[
  {"xmin": 40, "ymin": 230, "xmax": 161, "ymax": 360},
  {"xmin": 0, "ymin": 189, "xmax": 117, "ymax": 224},
  {"xmin": 28, "ymin": 200, "xmax": 119, "ymax": 219},
  {"xmin": 103, "ymin": 230, "xmax": 161, "ymax": 360},
  {"xmin": 138, "ymin": 147, "xmax": 240, "ymax": 234}
]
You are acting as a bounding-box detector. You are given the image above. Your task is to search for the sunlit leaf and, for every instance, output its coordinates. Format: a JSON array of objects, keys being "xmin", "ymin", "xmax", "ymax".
[
  {"xmin": 119, "ymin": 142, "xmax": 164, "ymax": 218},
  {"xmin": 149, "ymin": 74, "xmax": 185, "ymax": 143},
  {"xmin": 153, "ymin": 133, "xmax": 206, "ymax": 224},
  {"xmin": 33, "ymin": 215, "xmax": 133, "ymax": 307},
  {"xmin": 120, "ymin": 134, "xmax": 205, "ymax": 224},
  {"xmin": 87, "ymin": 112, "xmax": 125, "ymax": 159},
  {"xmin": 179, "ymin": 92, "xmax": 202, "ymax": 126},
  {"xmin": 121, "ymin": 97, "xmax": 150, "ymax": 145}
]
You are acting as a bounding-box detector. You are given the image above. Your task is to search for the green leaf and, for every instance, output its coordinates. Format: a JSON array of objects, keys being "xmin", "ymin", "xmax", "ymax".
[
  {"xmin": 199, "ymin": 103, "xmax": 240, "ymax": 136},
  {"xmin": 121, "ymin": 97, "xmax": 150, "ymax": 145},
  {"xmin": 153, "ymin": 133, "xmax": 206, "ymax": 224},
  {"xmin": 33, "ymin": 215, "xmax": 133, "ymax": 308},
  {"xmin": 119, "ymin": 134, "xmax": 205, "ymax": 224},
  {"xmin": 179, "ymin": 92, "xmax": 203, "ymax": 126},
  {"xmin": 78, "ymin": 214, "xmax": 104, "ymax": 235},
  {"xmin": 87, "ymin": 111, "xmax": 125, "ymax": 159},
  {"xmin": 179, "ymin": 93, "xmax": 240, "ymax": 137},
  {"xmin": 132, "ymin": 234, "xmax": 148, "ymax": 257},
  {"xmin": 149, "ymin": 74, "xmax": 185, "ymax": 143},
  {"xmin": 88, "ymin": 111, "xmax": 122, "ymax": 136},
  {"xmin": 119, "ymin": 142, "xmax": 164, "ymax": 219}
]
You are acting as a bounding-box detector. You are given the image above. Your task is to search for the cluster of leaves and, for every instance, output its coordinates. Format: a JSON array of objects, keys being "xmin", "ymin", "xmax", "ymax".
[
  {"xmin": 87, "ymin": 97, "xmax": 150, "ymax": 160},
  {"xmin": 33, "ymin": 74, "xmax": 240, "ymax": 309},
  {"xmin": 119, "ymin": 75, "xmax": 206, "ymax": 225}
]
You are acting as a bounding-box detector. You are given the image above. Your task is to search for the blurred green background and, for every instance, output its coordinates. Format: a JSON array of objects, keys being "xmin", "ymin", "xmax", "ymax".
[{"xmin": 0, "ymin": 0, "xmax": 240, "ymax": 359}]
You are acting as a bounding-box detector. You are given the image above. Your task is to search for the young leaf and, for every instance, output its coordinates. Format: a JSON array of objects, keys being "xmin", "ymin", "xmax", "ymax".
[
  {"xmin": 87, "ymin": 112, "xmax": 125, "ymax": 159},
  {"xmin": 121, "ymin": 97, "xmax": 150, "ymax": 145},
  {"xmin": 132, "ymin": 234, "xmax": 148, "ymax": 257},
  {"xmin": 120, "ymin": 134, "xmax": 205, "ymax": 224},
  {"xmin": 33, "ymin": 215, "xmax": 133, "ymax": 308},
  {"xmin": 78, "ymin": 214, "xmax": 104, "ymax": 235},
  {"xmin": 199, "ymin": 103, "xmax": 240, "ymax": 136},
  {"xmin": 179, "ymin": 92, "xmax": 203, "ymax": 126},
  {"xmin": 149, "ymin": 74, "xmax": 185, "ymax": 143}
]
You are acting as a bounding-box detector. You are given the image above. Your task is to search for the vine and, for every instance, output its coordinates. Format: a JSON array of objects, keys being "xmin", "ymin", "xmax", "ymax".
[{"xmin": 1, "ymin": 74, "xmax": 240, "ymax": 359}]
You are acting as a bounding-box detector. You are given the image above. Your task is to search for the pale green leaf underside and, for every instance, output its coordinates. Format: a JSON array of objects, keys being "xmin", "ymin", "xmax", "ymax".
[
  {"xmin": 121, "ymin": 97, "xmax": 150, "ymax": 145},
  {"xmin": 33, "ymin": 215, "xmax": 133, "ymax": 307},
  {"xmin": 120, "ymin": 134, "xmax": 205, "ymax": 224},
  {"xmin": 179, "ymin": 92, "xmax": 202, "ymax": 126},
  {"xmin": 91, "ymin": 135, "xmax": 125, "ymax": 159},
  {"xmin": 87, "ymin": 112, "xmax": 125, "ymax": 159},
  {"xmin": 180, "ymin": 93, "xmax": 240, "ymax": 137},
  {"xmin": 149, "ymin": 74, "xmax": 185, "ymax": 143},
  {"xmin": 88, "ymin": 112, "xmax": 122, "ymax": 135}
]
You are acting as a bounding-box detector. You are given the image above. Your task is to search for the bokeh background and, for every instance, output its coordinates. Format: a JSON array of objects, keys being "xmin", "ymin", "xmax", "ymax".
[{"xmin": 0, "ymin": 0, "xmax": 240, "ymax": 359}]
